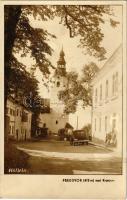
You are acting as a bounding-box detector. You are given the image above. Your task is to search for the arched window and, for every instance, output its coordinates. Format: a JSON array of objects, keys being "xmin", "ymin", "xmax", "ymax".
[
  {"xmin": 43, "ymin": 123, "xmax": 46, "ymax": 128},
  {"xmin": 56, "ymin": 81, "xmax": 60, "ymax": 87}
]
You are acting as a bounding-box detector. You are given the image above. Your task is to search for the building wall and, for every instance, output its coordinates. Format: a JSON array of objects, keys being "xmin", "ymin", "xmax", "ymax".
[
  {"xmin": 6, "ymin": 99, "xmax": 32, "ymax": 140},
  {"xmin": 39, "ymin": 69, "xmax": 69, "ymax": 134},
  {"xmin": 69, "ymin": 103, "xmax": 91, "ymax": 130},
  {"xmin": 39, "ymin": 109, "xmax": 69, "ymax": 133},
  {"xmin": 92, "ymin": 45, "xmax": 122, "ymax": 152},
  {"xmin": 50, "ymin": 75, "xmax": 68, "ymax": 105},
  {"xmin": 39, "ymin": 102, "xmax": 91, "ymax": 133}
]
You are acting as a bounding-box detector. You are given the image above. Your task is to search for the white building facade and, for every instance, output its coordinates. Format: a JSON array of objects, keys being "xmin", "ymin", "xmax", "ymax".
[
  {"xmin": 92, "ymin": 45, "xmax": 122, "ymax": 153},
  {"xmin": 6, "ymin": 98, "xmax": 32, "ymax": 140}
]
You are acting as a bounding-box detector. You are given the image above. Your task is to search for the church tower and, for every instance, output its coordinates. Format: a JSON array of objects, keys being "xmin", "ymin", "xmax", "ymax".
[
  {"xmin": 56, "ymin": 46, "xmax": 66, "ymax": 76},
  {"xmin": 48, "ymin": 47, "xmax": 68, "ymax": 133},
  {"xmin": 50, "ymin": 47, "xmax": 68, "ymax": 106}
]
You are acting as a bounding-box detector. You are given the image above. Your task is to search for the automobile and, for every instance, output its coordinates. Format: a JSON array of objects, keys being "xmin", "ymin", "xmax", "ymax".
[
  {"xmin": 58, "ymin": 128, "xmax": 66, "ymax": 140},
  {"xmin": 70, "ymin": 129, "xmax": 91, "ymax": 145}
]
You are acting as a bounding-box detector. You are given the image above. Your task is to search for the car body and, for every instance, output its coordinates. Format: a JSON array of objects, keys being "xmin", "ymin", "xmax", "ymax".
[{"xmin": 70, "ymin": 129, "xmax": 91, "ymax": 145}]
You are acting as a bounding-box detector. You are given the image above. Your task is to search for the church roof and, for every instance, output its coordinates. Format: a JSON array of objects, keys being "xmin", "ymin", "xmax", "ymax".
[
  {"xmin": 65, "ymin": 122, "xmax": 74, "ymax": 129},
  {"xmin": 60, "ymin": 48, "xmax": 65, "ymax": 57},
  {"xmin": 57, "ymin": 47, "xmax": 66, "ymax": 66}
]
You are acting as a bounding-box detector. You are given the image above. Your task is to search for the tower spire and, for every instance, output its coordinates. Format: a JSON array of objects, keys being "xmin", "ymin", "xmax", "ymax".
[
  {"xmin": 57, "ymin": 46, "xmax": 66, "ymax": 67},
  {"xmin": 55, "ymin": 46, "xmax": 66, "ymax": 76}
]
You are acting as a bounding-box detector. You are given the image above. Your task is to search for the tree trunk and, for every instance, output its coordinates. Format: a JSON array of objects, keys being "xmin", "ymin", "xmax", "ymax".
[{"xmin": 4, "ymin": 6, "xmax": 21, "ymax": 142}]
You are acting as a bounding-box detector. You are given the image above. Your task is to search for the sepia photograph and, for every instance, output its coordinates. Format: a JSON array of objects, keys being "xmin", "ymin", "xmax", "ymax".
[{"xmin": 4, "ymin": 3, "xmax": 123, "ymax": 176}]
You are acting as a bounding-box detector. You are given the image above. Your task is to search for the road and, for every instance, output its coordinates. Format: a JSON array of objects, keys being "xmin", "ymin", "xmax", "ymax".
[{"xmin": 17, "ymin": 140, "xmax": 122, "ymax": 175}]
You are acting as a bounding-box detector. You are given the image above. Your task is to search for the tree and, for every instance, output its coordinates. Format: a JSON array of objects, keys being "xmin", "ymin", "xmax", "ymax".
[
  {"xmin": 4, "ymin": 5, "xmax": 119, "ymax": 136},
  {"xmin": 8, "ymin": 57, "xmax": 43, "ymax": 136},
  {"xmin": 58, "ymin": 71, "xmax": 81, "ymax": 113},
  {"xmin": 53, "ymin": 5, "xmax": 118, "ymax": 60},
  {"xmin": 58, "ymin": 62, "xmax": 99, "ymax": 113},
  {"xmin": 5, "ymin": 6, "xmax": 55, "ymax": 99},
  {"xmin": 5, "ymin": 6, "xmax": 55, "ymax": 138},
  {"xmin": 81, "ymin": 62, "xmax": 99, "ymax": 107},
  {"xmin": 5, "ymin": 5, "xmax": 118, "ymax": 80},
  {"xmin": 5, "ymin": 5, "xmax": 119, "ymax": 99}
]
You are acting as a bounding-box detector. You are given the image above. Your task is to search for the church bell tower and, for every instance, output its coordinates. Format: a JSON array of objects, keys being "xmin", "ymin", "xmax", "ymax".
[
  {"xmin": 48, "ymin": 47, "xmax": 68, "ymax": 133},
  {"xmin": 56, "ymin": 47, "xmax": 66, "ymax": 76},
  {"xmin": 51, "ymin": 47, "xmax": 68, "ymax": 105}
]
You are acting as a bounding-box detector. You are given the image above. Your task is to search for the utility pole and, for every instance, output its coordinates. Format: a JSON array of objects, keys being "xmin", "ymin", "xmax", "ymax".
[{"xmin": 76, "ymin": 115, "xmax": 78, "ymax": 130}]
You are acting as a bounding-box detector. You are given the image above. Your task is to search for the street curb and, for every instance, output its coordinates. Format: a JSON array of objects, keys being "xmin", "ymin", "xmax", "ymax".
[
  {"xmin": 89, "ymin": 142, "xmax": 122, "ymax": 157},
  {"xmin": 89, "ymin": 142, "xmax": 113, "ymax": 152}
]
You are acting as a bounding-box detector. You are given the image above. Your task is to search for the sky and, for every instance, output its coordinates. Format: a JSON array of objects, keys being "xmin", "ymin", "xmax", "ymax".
[{"xmin": 16, "ymin": 5, "xmax": 122, "ymax": 98}]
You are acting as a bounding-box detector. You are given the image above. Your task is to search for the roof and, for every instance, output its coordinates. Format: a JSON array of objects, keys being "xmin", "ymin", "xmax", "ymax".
[
  {"xmin": 65, "ymin": 122, "xmax": 74, "ymax": 129},
  {"xmin": 91, "ymin": 44, "xmax": 122, "ymax": 85},
  {"xmin": 7, "ymin": 96, "xmax": 32, "ymax": 113},
  {"xmin": 57, "ymin": 47, "xmax": 66, "ymax": 65}
]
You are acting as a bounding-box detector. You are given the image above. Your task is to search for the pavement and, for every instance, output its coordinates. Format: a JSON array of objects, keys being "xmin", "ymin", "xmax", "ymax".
[
  {"xmin": 16, "ymin": 141, "xmax": 122, "ymax": 174},
  {"xmin": 89, "ymin": 141, "xmax": 121, "ymax": 157},
  {"xmin": 17, "ymin": 146, "xmax": 120, "ymax": 162}
]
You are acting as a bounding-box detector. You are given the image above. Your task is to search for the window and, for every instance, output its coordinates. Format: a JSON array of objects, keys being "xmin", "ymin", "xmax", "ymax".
[
  {"xmin": 105, "ymin": 80, "xmax": 108, "ymax": 99},
  {"xmin": 56, "ymin": 120, "xmax": 58, "ymax": 124},
  {"xmin": 10, "ymin": 109, "xmax": 13, "ymax": 115},
  {"xmin": 112, "ymin": 113, "xmax": 116, "ymax": 131},
  {"xmin": 10, "ymin": 126, "xmax": 11, "ymax": 134},
  {"xmin": 105, "ymin": 116, "xmax": 107, "ymax": 132},
  {"xmin": 99, "ymin": 117, "xmax": 101, "ymax": 132},
  {"xmin": 12, "ymin": 126, "xmax": 14, "ymax": 134},
  {"xmin": 115, "ymin": 72, "xmax": 118, "ymax": 93},
  {"xmin": 6, "ymin": 107, "xmax": 9, "ymax": 114},
  {"xmin": 16, "ymin": 129, "xmax": 19, "ymax": 140},
  {"xmin": 100, "ymin": 84, "xmax": 102, "ymax": 101},
  {"xmin": 112, "ymin": 119, "xmax": 116, "ymax": 131},
  {"xmin": 56, "ymin": 81, "xmax": 60, "ymax": 87},
  {"xmin": 43, "ymin": 123, "xmax": 46, "ymax": 128},
  {"xmin": 95, "ymin": 118, "xmax": 96, "ymax": 131},
  {"xmin": 112, "ymin": 72, "xmax": 118, "ymax": 96},
  {"xmin": 22, "ymin": 111, "xmax": 28, "ymax": 122},
  {"xmin": 12, "ymin": 110, "xmax": 15, "ymax": 116},
  {"xmin": 95, "ymin": 88, "xmax": 97, "ymax": 104},
  {"xmin": 112, "ymin": 74, "xmax": 115, "ymax": 95},
  {"xmin": 17, "ymin": 109, "xmax": 19, "ymax": 116}
]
